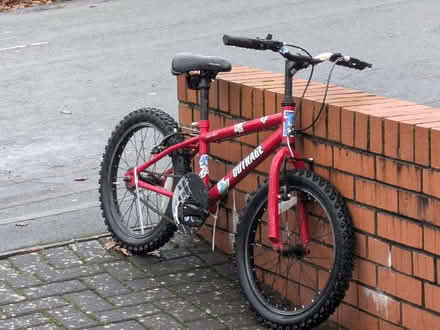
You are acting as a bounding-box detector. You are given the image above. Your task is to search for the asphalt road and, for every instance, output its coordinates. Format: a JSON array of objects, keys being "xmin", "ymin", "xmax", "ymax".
[{"xmin": 1, "ymin": 0, "xmax": 439, "ymax": 252}]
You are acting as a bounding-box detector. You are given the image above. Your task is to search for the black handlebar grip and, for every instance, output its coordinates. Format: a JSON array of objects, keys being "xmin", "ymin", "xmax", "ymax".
[
  {"xmin": 330, "ymin": 54, "xmax": 372, "ymax": 70},
  {"xmin": 223, "ymin": 35, "xmax": 267, "ymax": 50},
  {"xmin": 223, "ymin": 35, "xmax": 283, "ymax": 52},
  {"xmin": 348, "ymin": 57, "xmax": 373, "ymax": 70}
]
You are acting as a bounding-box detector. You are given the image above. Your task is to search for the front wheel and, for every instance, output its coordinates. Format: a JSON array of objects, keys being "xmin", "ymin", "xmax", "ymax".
[{"xmin": 235, "ymin": 169, "xmax": 354, "ymax": 329}]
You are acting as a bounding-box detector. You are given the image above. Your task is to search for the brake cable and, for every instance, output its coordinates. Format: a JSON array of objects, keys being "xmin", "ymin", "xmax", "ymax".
[{"xmin": 296, "ymin": 57, "xmax": 345, "ymax": 132}]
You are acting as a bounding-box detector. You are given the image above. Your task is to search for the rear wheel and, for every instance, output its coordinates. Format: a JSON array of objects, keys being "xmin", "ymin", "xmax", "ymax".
[
  {"xmin": 235, "ymin": 169, "xmax": 354, "ymax": 329},
  {"xmin": 99, "ymin": 108, "xmax": 189, "ymax": 253}
]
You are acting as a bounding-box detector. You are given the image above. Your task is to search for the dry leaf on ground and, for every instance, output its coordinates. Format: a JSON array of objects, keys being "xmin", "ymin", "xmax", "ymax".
[{"xmin": 103, "ymin": 239, "xmax": 132, "ymax": 256}]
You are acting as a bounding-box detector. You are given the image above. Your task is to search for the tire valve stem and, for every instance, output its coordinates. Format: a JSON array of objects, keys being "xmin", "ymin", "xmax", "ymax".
[{"xmin": 134, "ymin": 166, "xmax": 145, "ymax": 235}]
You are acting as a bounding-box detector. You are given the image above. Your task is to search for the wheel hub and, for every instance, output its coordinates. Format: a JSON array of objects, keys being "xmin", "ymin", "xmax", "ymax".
[{"xmin": 281, "ymin": 243, "xmax": 310, "ymax": 260}]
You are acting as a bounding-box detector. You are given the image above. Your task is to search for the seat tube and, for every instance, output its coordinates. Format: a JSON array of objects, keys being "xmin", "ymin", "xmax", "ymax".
[{"xmin": 199, "ymin": 85, "xmax": 210, "ymax": 186}]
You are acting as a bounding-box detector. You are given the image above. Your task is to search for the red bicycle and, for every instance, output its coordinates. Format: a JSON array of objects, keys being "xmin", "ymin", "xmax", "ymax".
[{"xmin": 99, "ymin": 34, "xmax": 372, "ymax": 329}]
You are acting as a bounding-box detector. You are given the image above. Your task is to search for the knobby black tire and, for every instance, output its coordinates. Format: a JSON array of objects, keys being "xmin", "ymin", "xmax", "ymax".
[
  {"xmin": 99, "ymin": 108, "xmax": 190, "ymax": 254},
  {"xmin": 235, "ymin": 169, "xmax": 354, "ymax": 329}
]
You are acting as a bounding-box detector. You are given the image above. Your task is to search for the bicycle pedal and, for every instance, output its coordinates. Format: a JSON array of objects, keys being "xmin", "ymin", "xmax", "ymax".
[{"xmin": 172, "ymin": 173, "xmax": 208, "ymax": 228}]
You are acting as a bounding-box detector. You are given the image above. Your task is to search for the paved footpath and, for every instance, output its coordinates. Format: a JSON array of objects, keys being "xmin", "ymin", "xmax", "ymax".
[{"xmin": 0, "ymin": 234, "xmax": 338, "ymax": 330}]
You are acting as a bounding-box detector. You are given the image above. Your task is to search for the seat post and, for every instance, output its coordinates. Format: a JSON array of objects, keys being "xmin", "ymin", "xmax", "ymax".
[{"xmin": 198, "ymin": 73, "xmax": 211, "ymax": 121}]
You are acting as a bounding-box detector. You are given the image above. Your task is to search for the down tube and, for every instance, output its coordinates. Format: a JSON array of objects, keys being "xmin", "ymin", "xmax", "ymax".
[{"xmin": 208, "ymin": 127, "xmax": 282, "ymax": 203}]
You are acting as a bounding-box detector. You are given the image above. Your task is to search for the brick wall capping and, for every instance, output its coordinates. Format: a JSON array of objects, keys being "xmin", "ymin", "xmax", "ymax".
[
  {"xmin": 385, "ymin": 108, "xmax": 440, "ymax": 121},
  {"xmin": 224, "ymin": 73, "xmax": 285, "ymax": 84}
]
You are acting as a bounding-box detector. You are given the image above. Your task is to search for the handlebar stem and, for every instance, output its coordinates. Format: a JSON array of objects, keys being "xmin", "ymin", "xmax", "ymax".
[{"xmin": 281, "ymin": 60, "xmax": 298, "ymax": 107}]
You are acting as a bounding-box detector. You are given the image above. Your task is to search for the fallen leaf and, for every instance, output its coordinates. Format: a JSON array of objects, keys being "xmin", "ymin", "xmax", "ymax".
[
  {"xmin": 119, "ymin": 248, "xmax": 132, "ymax": 256},
  {"xmin": 148, "ymin": 250, "xmax": 161, "ymax": 258},
  {"xmin": 104, "ymin": 239, "xmax": 118, "ymax": 250},
  {"xmin": 74, "ymin": 177, "xmax": 88, "ymax": 182},
  {"xmin": 103, "ymin": 239, "xmax": 132, "ymax": 256}
]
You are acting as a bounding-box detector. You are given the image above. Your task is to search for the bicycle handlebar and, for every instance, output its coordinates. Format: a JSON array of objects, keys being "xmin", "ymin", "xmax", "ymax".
[
  {"xmin": 223, "ymin": 34, "xmax": 283, "ymax": 52},
  {"xmin": 222, "ymin": 34, "xmax": 373, "ymax": 71}
]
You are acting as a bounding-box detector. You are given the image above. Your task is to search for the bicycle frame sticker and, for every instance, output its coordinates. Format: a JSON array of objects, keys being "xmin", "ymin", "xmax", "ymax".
[
  {"xmin": 232, "ymin": 145, "xmax": 264, "ymax": 178},
  {"xmin": 260, "ymin": 116, "xmax": 268, "ymax": 124},
  {"xmin": 199, "ymin": 154, "xmax": 209, "ymax": 178},
  {"xmin": 233, "ymin": 122, "xmax": 244, "ymax": 133},
  {"xmin": 282, "ymin": 110, "xmax": 296, "ymax": 137},
  {"xmin": 216, "ymin": 177, "xmax": 230, "ymax": 195}
]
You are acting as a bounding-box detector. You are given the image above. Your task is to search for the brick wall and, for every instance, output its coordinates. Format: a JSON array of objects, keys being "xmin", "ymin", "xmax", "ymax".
[{"xmin": 176, "ymin": 65, "xmax": 440, "ymax": 330}]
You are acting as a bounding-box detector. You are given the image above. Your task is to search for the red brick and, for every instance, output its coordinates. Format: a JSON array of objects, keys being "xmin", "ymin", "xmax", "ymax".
[
  {"xmin": 423, "ymin": 225, "xmax": 440, "ymax": 255},
  {"xmin": 225, "ymin": 189, "xmax": 247, "ymax": 214},
  {"xmin": 218, "ymin": 80, "xmax": 229, "ymax": 113},
  {"xmin": 209, "ymin": 159, "xmax": 226, "ymax": 182},
  {"xmin": 384, "ymin": 119, "xmax": 398, "ymax": 158},
  {"xmin": 327, "ymin": 105, "xmax": 341, "ymax": 142},
  {"xmin": 355, "ymin": 112, "xmax": 369, "ymax": 150},
  {"xmin": 205, "ymin": 207, "xmax": 228, "ymax": 231},
  {"xmin": 414, "ymin": 126, "xmax": 430, "ymax": 165},
  {"xmin": 178, "ymin": 103, "xmax": 192, "ymax": 126},
  {"xmin": 187, "ymin": 85, "xmax": 198, "ymax": 104},
  {"xmin": 353, "ymin": 258, "xmax": 377, "ymax": 287},
  {"xmin": 375, "ymin": 157, "xmax": 422, "ymax": 191},
  {"xmin": 423, "ymin": 168, "xmax": 440, "ymax": 198},
  {"xmin": 356, "ymin": 232, "xmax": 367, "ymax": 258},
  {"xmin": 370, "ymin": 116, "xmax": 383, "ymax": 154},
  {"xmin": 378, "ymin": 267, "xmax": 422, "ymax": 305},
  {"xmin": 176, "ymin": 74, "xmax": 187, "ymax": 102},
  {"xmin": 425, "ymin": 283, "xmax": 440, "ymax": 312},
  {"xmin": 208, "ymin": 112, "xmax": 224, "ymax": 131},
  {"xmin": 330, "ymin": 170, "xmax": 354, "ymax": 199},
  {"xmin": 391, "ymin": 245, "xmax": 412, "ymax": 275},
  {"xmin": 213, "ymin": 229, "xmax": 233, "ymax": 254},
  {"xmin": 300, "ymin": 99, "xmax": 315, "ymax": 135},
  {"xmin": 193, "ymin": 108, "xmax": 200, "ymax": 122},
  {"xmin": 334, "ymin": 147, "xmax": 375, "ymax": 179},
  {"xmin": 264, "ymin": 90, "xmax": 276, "ymax": 116},
  {"xmin": 257, "ymin": 130, "xmax": 273, "ymax": 145},
  {"xmin": 313, "ymin": 104, "xmax": 327, "ymax": 138},
  {"xmin": 210, "ymin": 141, "xmax": 241, "ymax": 163},
  {"xmin": 337, "ymin": 302, "xmax": 379, "ymax": 330},
  {"xmin": 313, "ymin": 165, "xmax": 330, "ymax": 180},
  {"xmin": 358, "ymin": 285, "xmax": 401, "ymax": 324},
  {"xmin": 399, "ymin": 122, "xmax": 414, "ymax": 161},
  {"xmin": 229, "ymin": 83, "xmax": 241, "ymax": 116},
  {"xmin": 255, "ymin": 155, "xmax": 271, "ymax": 174},
  {"xmin": 347, "ymin": 202, "xmax": 376, "ymax": 234},
  {"xmin": 241, "ymin": 86, "xmax": 252, "ymax": 119},
  {"xmin": 253, "ymin": 88, "xmax": 264, "ymax": 119},
  {"xmin": 413, "ymin": 251, "xmax": 434, "ymax": 281},
  {"xmin": 343, "ymin": 281, "xmax": 358, "ymax": 305},
  {"xmin": 398, "ymin": 190, "xmax": 440, "ymax": 225},
  {"xmin": 208, "ymin": 80, "xmax": 218, "ymax": 109},
  {"xmin": 402, "ymin": 302, "xmax": 440, "ymax": 330},
  {"xmin": 398, "ymin": 190, "xmax": 428, "ymax": 221},
  {"xmin": 341, "ymin": 109, "xmax": 355, "ymax": 146},
  {"xmin": 377, "ymin": 212, "xmax": 422, "ymax": 248},
  {"xmin": 235, "ymin": 172, "xmax": 258, "ymax": 193},
  {"xmin": 303, "ymin": 139, "xmax": 333, "ymax": 167},
  {"xmin": 368, "ymin": 237, "xmax": 390, "ymax": 266},
  {"xmin": 355, "ymin": 179, "xmax": 398, "ymax": 213},
  {"xmin": 379, "ymin": 320, "xmax": 404, "ymax": 330},
  {"xmin": 431, "ymin": 128, "xmax": 440, "ymax": 169}
]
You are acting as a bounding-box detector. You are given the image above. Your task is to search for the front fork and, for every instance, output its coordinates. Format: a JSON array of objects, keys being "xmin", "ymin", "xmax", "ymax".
[{"xmin": 267, "ymin": 109, "xmax": 310, "ymax": 250}]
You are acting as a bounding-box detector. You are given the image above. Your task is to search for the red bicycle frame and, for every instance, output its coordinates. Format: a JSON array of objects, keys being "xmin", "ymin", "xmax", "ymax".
[{"xmin": 124, "ymin": 106, "xmax": 310, "ymax": 250}]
